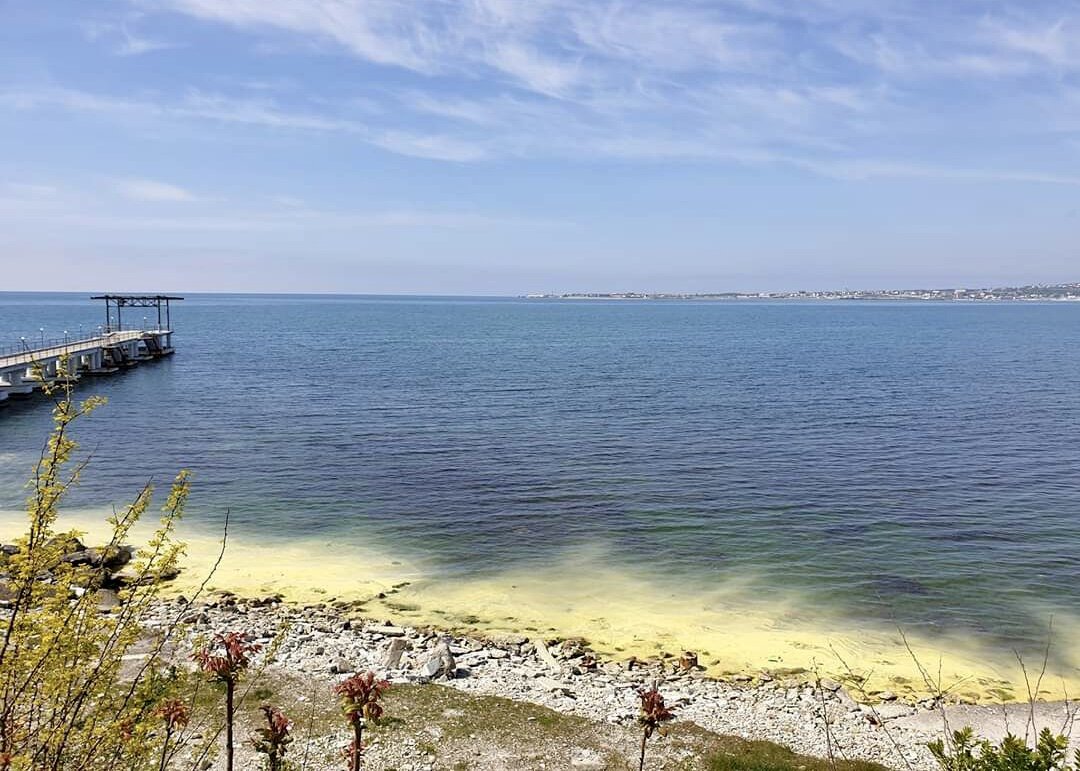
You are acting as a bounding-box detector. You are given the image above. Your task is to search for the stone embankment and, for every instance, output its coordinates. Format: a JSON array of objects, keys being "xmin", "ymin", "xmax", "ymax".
[{"xmin": 0, "ymin": 536, "xmax": 180, "ymax": 609}]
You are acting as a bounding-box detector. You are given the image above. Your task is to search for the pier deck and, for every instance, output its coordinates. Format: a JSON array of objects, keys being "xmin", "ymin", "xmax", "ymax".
[
  {"xmin": 0, "ymin": 330, "xmax": 147, "ymax": 370},
  {"xmin": 0, "ymin": 329, "xmax": 175, "ymax": 403}
]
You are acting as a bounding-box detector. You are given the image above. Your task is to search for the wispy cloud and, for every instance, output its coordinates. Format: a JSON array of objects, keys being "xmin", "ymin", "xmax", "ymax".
[
  {"xmin": 83, "ymin": 17, "xmax": 178, "ymax": 56},
  {"xmin": 0, "ymin": 181, "xmax": 563, "ymax": 232},
  {"xmin": 985, "ymin": 17, "xmax": 1079, "ymax": 69},
  {"xmin": 789, "ymin": 158, "xmax": 1080, "ymax": 186},
  {"xmin": 4, "ymin": 77, "xmax": 1078, "ymax": 187},
  {"xmin": 3, "ymin": 0, "xmax": 1078, "ymax": 183},
  {"xmin": 114, "ymin": 178, "xmax": 198, "ymax": 201},
  {"xmin": 145, "ymin": 0, "xmax": 442, "ymax": 71}
]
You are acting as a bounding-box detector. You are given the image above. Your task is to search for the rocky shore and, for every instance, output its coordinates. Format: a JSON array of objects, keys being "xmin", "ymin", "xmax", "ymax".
[
  {"xmin": 4, "ymin": 536, "xmax": 1074, "ymax": 770},
  {"xmin": 142, "ymin": 594, "xmax": 962, "ymax": 771}
]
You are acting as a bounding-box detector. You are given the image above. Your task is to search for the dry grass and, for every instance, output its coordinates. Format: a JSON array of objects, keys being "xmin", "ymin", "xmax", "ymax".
[{"xmin": 187, "ymin": 671, "xmax": 893, "ymax": 771}]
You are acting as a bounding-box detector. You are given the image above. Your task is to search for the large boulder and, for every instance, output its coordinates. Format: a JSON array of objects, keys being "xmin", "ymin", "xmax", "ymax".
[
  {"xmin": 98, "ymin": 545, "xmax": 135, "ymax": 571},
  {"xmin": 382, "ymin": 638, "xmax": 409, "ymax": 669},
  {"xmin": 417, "ymin": 639, "xmax": 456, "ymax": 680},
  {"xmin": 61, "ymin": 550, "xmax": 97, "ymax": 567},
  {"xmin": 95, "ymin": 589, "xmax": 122, "ymax": 611},
  {"xmin": 45, "ymin": 535, "xmax": 86, "ymax": 554}
]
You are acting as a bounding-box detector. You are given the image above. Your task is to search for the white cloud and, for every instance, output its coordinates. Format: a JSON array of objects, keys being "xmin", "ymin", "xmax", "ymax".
[
  {"xmin": 114, "ymin": 178, "xmax": 198, "ymax": 202},
  {"xmin": 116, "ymin": 31, "xmax": 177, "ymax": 56},
  {"xmin": 175, "ymin": 90, "xmax": 359, "ymax": 131},
  {"xmin": 2, "ymin": 0, "xmax": 1077, "ymax": 180},
  {"xmin": 370, "ymin": 132, "xmax": 489, "ymax": 162},
  {"xmin": 0, "ymin": 184, "xmax": 563, "ymax": 233},
  {"xmin": 145, "ymin": 0, "xmax": 441, "ymax": 71},
  {"xmin": 986, "ymin": 17, "xmax": 1078, "ymax": 68},
  {"xmin": 485, "ymin": 42, "xmax": 581, "ymax": 97},
  {"xmin": 790, "ymin": 158, "xmax": 1080, "ymax": 186}
]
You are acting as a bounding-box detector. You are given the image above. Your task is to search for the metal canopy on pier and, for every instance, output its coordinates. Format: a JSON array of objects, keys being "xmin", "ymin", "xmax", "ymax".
[{"xmin": 90, "ymin": 295, "xmax": 183, "ymax": 333}]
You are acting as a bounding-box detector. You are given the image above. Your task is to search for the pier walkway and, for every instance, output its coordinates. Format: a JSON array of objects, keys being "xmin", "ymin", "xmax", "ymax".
[{"xmin": 0, "ymin": 328, "xmax": 176, "ymax": 403}]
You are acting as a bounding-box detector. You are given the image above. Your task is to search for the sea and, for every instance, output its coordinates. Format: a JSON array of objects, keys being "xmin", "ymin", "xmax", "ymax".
[{"xmin": 1, "ymin": 292, "xmax": 1078, "ymax": 698}]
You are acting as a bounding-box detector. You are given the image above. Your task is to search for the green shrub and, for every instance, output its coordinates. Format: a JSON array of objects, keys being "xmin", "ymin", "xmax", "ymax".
[
  {"xmin": 930, "ymin": 727, "xmax": 1079, "ymax": 771},
  {"xmin": 0, "ymin": 375, "xmax": 194, "ymax": 770}
]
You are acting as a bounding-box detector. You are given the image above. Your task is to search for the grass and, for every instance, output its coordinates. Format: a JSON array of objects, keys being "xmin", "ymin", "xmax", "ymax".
[
  {"xmin": 700, "ymin": 732, "xmax": 887, "ymax": 771},
  {"xmin": 178, "ymin": 671, "xmax": 893, "ymax": 771}
]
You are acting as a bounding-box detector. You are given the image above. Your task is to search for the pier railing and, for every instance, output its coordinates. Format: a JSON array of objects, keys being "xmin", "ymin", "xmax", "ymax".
[
  {"xmin": 0, "ymin": 331, "xmax": 152, "ymax": 368},
  {"xmin": 0, "ymin": 336, "xmax": 99, "ymax": 358}
]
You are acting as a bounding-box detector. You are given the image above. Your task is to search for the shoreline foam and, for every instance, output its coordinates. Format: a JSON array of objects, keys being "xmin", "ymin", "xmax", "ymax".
[{"xmin": 3, "ymin": 508, "xmax": 1077, "ymax": 703}]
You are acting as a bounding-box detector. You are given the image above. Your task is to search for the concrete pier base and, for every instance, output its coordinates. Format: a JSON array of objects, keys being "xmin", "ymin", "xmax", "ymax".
[{"xmin": 0, "ymin": 330, "xmax": 176, "ymax": 402}]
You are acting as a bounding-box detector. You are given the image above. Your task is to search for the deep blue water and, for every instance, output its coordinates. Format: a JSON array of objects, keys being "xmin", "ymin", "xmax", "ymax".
[{"xmin": 1, "ymin": 292, "xmax": 1078, "ymax": 657}]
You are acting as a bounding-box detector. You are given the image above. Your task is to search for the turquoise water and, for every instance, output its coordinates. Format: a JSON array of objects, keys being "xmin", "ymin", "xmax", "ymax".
[{"xmin": 1, "ymin": 293, "xmax": 1078, "ymax": 681}]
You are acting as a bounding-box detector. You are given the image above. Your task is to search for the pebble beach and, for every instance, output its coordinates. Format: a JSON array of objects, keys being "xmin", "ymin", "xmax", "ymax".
[{"xmin": 142, "ymin": 593, "xmax": 1004, "ymax": 771}]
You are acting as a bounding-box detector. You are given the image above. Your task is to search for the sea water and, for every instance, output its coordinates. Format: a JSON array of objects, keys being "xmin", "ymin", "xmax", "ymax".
[{"xmin": 1, "ymin": 293, "xmax": 1077, "ymax": 698}]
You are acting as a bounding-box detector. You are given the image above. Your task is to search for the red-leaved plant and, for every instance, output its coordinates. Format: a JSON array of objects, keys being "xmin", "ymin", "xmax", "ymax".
[
  {"xmin": 334, "ymin": 672, "xmax": 390, "ymax": 771},
  {"xmin": 193, "ymin": 632, "xmax": 262, "ymax": 771},
  {"xmin": 154, "ymin": 698, "xmax": 190, "ymax": 771},
  {"xmin": 637, "ymin": 685, "xmax": 676, "ymax": 771},
  {"xmin": 250, "ymin": 704, "xmax": 292, "ymax": 771}
]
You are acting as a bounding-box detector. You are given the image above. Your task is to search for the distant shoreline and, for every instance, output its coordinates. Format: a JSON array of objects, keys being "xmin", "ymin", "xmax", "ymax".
[{"xmin": 523, "ymin": 283, "xmax": 1080, "ymax": 302}]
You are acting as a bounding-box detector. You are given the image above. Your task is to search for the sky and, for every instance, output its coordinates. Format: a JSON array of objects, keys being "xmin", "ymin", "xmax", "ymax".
[{"xmin": 1, "ymin": 0, "xmax": 1078, "ymax": 294}]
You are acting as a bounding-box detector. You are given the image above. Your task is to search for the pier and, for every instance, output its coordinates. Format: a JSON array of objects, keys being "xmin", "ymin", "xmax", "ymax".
[{"xmin": 0, "ymin": 295, "xmax": 181, "ymax": 404}]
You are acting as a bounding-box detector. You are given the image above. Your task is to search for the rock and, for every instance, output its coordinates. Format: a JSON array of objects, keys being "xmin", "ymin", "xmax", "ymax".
[
  {"xmin": 417, "ymin": 640, "xmax": 455, "ymax": 680},
  {"xmin": 536, "ymin": 677, "xmax": 574, "ymax": 697},
  {"xmin": 819, "ymin": 678, "xmax": 843, "ymax": 692},
  {"xmin": 532, "ymin": 637, "xmax": 562, "ymax": 673},
  {"xmin": 570, "ymin": 748, "xmax": 605, "ymax": 768},
  {"xmin": 489, "ymin": 632, "xmax": 527, "ymax": 647},
  {"xmin": 877, "ymin": 690, "xmax": 897, "ymax": 702},
  {"xmin": 109, "ymin": 546, "xmax": 135, "ymax": 569},
  {"xmin": 0, "ymin": 545, "xmax": 19, "ymax": 556},
  {"xmin": 383, "ymin": 638, "xmax": 408, "ymax": 669},
  {"xmin": 330, "ymin": 660, "xmax": 352, "ymax": 675},
  {"xmin": 488, "ymin": 649, "xmax": 509, "ymax": 660},
  {"xmin": 0, "ymin": 580, "xmax": 18, "ymax": 607},
  {"xmin": 96, "ymin": 545, "xmax": 135, "ymax": 571},
  {"xmin": 369, "ymin": 625, "xmax": 406, "ymax": 637},
  {"xmin": 458, "ymin": 651, "xmax": 489, "ymax": 667},
  {"xmin": 576, "ymin": 654, "xmax": 598, "ymax": 672},
  {"xmin": 678, "ymin": 651, "xmax": 699, "ymax": 671},
  {"xmin": 835, "ymin": 688, "xmax": 861, "ymax": 712},
  {"xmin": 95, "ymin": 589, "xmax": 122, "ymax": 610},
  {"xmin": 418, "ymin": 657, "xmax": 443, "ymax": 679},
  {"xmin": 107, "ymin": 562, "xmax": 179, "ymax": 588},
  {"xmin": 62, "ymin": 550, "xmax": 96, "ymax": 566},
  {"xmin": 874, "ymin": 702, "xmax": 916, "ymax": 720},
  {"xmin": 46, "ymin": 535, "xmax": 85, "ymax": 555}
]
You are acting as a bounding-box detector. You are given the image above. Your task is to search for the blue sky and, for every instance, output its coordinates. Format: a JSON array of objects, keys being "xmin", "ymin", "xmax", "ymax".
[{"xmin": 1, "ymin": 1, "xmax": 1078, "ymax": 294}]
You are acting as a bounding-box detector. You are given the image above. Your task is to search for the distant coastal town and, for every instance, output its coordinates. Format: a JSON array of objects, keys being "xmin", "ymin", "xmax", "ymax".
[{"xmin": 524, "ymin": 282, "xmax": 1080, "ymax": 301}]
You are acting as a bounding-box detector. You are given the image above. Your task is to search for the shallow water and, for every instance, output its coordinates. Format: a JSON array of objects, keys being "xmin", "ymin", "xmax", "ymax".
[{"xmin": 1, "ymin": 293, "xmax": 1078, "ymax": 697}]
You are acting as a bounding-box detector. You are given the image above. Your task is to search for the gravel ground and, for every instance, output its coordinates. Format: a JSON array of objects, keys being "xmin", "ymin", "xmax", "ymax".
[{"xmin": 142, "ymin": 596, "xmax": 1075, "ymax": 771}]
